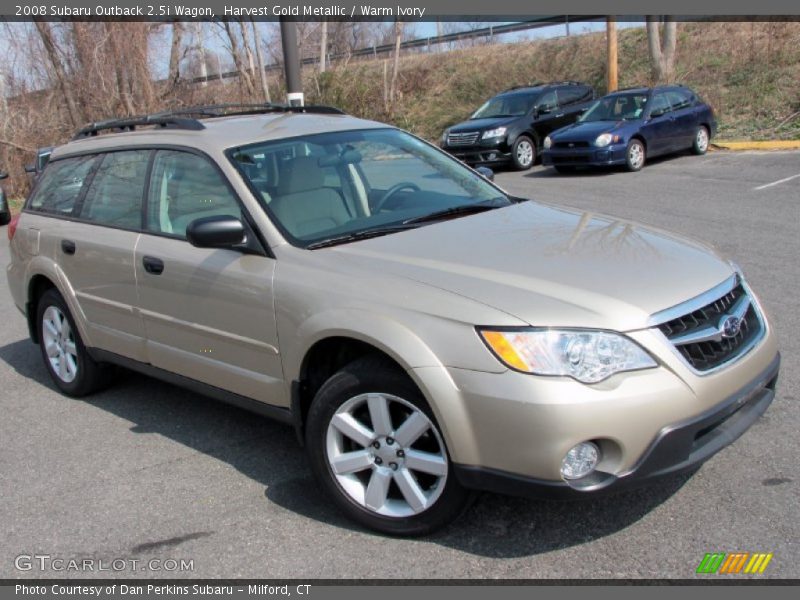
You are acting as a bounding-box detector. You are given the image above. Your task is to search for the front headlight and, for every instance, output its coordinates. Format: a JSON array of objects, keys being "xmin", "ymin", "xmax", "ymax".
[
  {"xmin": 594, "ymin": 133, "xmax": 613, "ymax": 147},
  {"xmin": 482, "ymin": 127, "xmax": 507, "ymax": 140},
  {"xmin": 479, "ymin": 328, "xmax": 657, "ymax": 384},
  {"xmin": 543, "ymin": 136, "xmax": 552, "ymax": 149}
]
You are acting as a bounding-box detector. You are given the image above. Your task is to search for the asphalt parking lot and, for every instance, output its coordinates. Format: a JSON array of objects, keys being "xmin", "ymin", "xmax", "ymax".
[{"xmin": 1, "ymin": 150, "xmax": 798, "ymax": 579}]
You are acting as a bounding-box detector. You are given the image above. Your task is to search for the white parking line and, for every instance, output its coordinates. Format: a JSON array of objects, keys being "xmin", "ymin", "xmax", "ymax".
[{"xmin": 754, "ymin": 173, "xmax": 800, "ymax": 191}]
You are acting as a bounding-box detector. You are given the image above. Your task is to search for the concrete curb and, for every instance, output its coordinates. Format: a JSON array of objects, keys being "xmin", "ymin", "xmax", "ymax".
[{"xmin": 713, "ymin": 140, "xmax": 800, "ymax": 151}]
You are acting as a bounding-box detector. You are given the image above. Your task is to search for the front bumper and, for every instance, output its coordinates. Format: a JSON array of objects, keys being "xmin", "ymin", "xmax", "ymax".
[
  {"xmin": 542, "ymin": 143, "xmax": 628, "ymax": 168},
  {"xmin": 441, "ymin": 138, "xmax": 512, "ymax": 165},
  {"xmin": 454, "ymin": 353, "xmax": 779, "ymax": 498}
]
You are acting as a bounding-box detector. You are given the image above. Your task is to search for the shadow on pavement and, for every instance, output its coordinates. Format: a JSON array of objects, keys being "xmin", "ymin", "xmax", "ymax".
[{"xmin": 0, "ymin": 337, "xmax": 694, "ymax": 558}]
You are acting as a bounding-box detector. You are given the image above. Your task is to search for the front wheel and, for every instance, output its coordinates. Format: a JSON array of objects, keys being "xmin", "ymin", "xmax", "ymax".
[
  {"xmin": 511, "ymin": 136, "xmax": 536, "ymax": 170},
  {"xmin": 692, "ymin": 125, "xmax": 710, "ymax": 155},
  {"xmin": 625, "ymin": 139, "xmax": 646, "ymax": 172},
  {"xmin": 305, "ymin": 356, "xmax": 471, "ymax": 536},
  {"xmin": 36, "ymin": 288, "xmax": 111, "ymax": 397}
]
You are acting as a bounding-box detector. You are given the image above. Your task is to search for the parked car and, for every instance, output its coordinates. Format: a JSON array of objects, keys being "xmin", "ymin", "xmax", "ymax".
[
  {"xmin": 542, "ymin": 85, "xmax": 716, "ymax": 172},
  {"xmin": 7, "ymin": 104, "xmax": 778, "ymax": 536},
  {"xmin": 0, "ymin": 171, "xmax": 10, "ymax": 225},
  {"xmin": 440, "ymin": 81, "xmax": 595, "ymax": 170}
]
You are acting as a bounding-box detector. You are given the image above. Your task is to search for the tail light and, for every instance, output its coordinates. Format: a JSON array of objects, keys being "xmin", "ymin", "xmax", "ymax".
[{"xmin": 8, "ymin": 214, "xmax": 20, "ymax": 241}]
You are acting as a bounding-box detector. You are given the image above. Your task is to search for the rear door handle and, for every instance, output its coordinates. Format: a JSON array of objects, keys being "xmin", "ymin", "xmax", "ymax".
[
  {"xmin": 142, "ymin": 256, "xmax": 164, "ymax": 275},
  {"xmin": 556, "ymin": 113, "xmax": 565, "ymax": 118},
  {"xmin": 61, "ymin": 240, "xmax": 76, "ymax": 255}
]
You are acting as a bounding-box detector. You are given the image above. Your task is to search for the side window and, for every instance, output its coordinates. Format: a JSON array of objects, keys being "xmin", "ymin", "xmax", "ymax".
[
  {"xmin": 28, "ymin": 155, "xmax": 96, "ymax": 215},
  {"xmin": 536, "ymin": 91, "xmax": 558, "ymax": 113},
  {"xmin": 666, "ymin": 90, "xmax": 694, "ymax": 111},
  {"xmin": 78, "ymin": 150, "xmax": 150, "ymax": 229},
  {"xmin": 557, "ymin": 86, "xmax": 586, "ymax": 106},
  {"xmin": 649, "ymin": 93, "xmax": 673, "ymax": 117},
  {"xmin": 146, "ymin": 150, "xmax": 242, "ymax": 238}
]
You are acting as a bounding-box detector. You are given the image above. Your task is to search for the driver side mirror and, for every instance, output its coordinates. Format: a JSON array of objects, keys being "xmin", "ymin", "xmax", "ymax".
[
  {"xmin": 186, "ymin": 215, "xmax": 246, "ymax": 249},
  {"xmin": 535, "ymin": 106, "xmax": 553, "ymax": 118},
  {"xmin": 474, "ymin": 166, "xmax": 494, "ymax": 181}
]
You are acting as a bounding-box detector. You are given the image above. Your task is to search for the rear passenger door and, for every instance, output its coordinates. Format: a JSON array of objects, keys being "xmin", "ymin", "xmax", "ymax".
[
  {"xmin": 42, "ymin": 150, "xmax": 149, "ymax": 363},
  {"xmin": 133, "ymin": 149, "xmax": 285, "ymax": 406},
  {"xmin": 666, "ymin": 89, "xmax": 699, "ymax": 149},
  {"xmin": 641, "ymin": 92, "xmax": 674, "ymax": 156}
]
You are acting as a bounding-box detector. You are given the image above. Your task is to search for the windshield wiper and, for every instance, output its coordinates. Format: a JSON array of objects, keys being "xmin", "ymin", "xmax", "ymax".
[
  {"xmin": 306, "ymin": 225, "xmax": 416, "ymax": 250},
  {"xmin": 402, "ymin": 198, "xmax": 507, "ymax": 226}
]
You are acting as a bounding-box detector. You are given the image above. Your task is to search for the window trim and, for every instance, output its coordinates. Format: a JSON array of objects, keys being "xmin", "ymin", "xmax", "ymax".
[{"xmin": 23, "ymin": 144, "xmax": 271, "ymax": 258}]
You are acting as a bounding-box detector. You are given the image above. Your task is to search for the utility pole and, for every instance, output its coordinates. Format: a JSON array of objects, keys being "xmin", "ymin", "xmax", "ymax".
[
  {"xmin": 607, "ymin": 16, "xmax": 618, "ymax": 93},
  {"xmin": 280, "ymin": 18, "xmax": 303, "ymax": 106}
]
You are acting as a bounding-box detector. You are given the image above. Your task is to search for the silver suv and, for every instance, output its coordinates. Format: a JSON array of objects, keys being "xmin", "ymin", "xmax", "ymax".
[{"xmin": 6, "ymin": 105, "xmax": 779, "ymax": 535}]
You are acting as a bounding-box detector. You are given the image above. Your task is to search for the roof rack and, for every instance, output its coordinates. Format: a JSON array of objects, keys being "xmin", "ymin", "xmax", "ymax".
[
  {"xmin": 501, "ymin": 80, "xmax": 584, "ymax": 93},
  {"xmin": 73, "ymin": 115, "xmax": 205, "ymax": 140},
  {"xmin": 72, "ymin": 103, "xmax": 346, "ymax": 140}
]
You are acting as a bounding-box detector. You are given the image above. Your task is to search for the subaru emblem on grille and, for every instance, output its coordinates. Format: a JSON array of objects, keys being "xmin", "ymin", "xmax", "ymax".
[{"xmin": 721, "ymin": 315, "xmax": 742, "ymax": 339}]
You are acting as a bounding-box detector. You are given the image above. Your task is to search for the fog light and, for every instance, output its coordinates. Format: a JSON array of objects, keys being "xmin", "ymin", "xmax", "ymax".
[
  {"xmin": 561, "ymin": 442, "xmax": 600, "ymax": 480},
  {"xmin": 488, "ymin": 152, "xmax": 497, "ymax": 160}
]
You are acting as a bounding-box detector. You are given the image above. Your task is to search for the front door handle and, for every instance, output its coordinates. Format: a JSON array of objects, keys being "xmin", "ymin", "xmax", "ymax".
[
  {"xmin": 555, "ymin": 113, "xmax": 565, "ymax": 118},
  {"xmin": 61, "ymin": 240, "xmax": 76, "ymax": 255},
  {"xmin": 142, "ymin": 256, "xmax": 164, "ymax": 275}
]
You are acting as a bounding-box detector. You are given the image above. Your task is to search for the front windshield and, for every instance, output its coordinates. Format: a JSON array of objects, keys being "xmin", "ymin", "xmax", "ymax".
[
  {"xmin": 471, "ymin": 93, "xmax": 535, "ymax": 119},
  {"xmin": 230, "ymin": 128, "xmax": 508, "ymax": 247},
  {"xmin": 579, "ymin": 93, "xmax": 649, "ymax": 122}
]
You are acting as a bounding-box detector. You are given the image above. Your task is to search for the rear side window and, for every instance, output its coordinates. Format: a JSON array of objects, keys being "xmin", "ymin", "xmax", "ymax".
[
  {"xmin": 28, "ymin": 155, "xmax": 96, "ymax": 216},
  {"xmin": 78, "ymin": 150, "xmax": 150, "ymax": 229},
  {"xmin": 666, "ymin": 89, "xmax": 695, "ymax": 110},
  {"xmin": 146, "ymin": 150, "xmax": 242, "ymax": 238},
  {"xmin": 559, "ymin": 86, "xmax": 593, "ymax": 106},
  {"xmin": 649, "ymin": 93, "xmax": 673, "ymax": 116}
]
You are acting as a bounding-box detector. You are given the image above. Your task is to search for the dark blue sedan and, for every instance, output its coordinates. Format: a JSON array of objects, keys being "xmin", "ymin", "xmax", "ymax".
[{"xmin": 541, "ymin": 85, "xmax": 716, "ymax": 172}]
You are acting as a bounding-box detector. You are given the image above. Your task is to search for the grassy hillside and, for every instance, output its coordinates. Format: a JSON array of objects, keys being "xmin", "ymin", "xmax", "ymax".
[{"xmin": 305, "ymin": 21, "xmax": 800, "ymax": 142}]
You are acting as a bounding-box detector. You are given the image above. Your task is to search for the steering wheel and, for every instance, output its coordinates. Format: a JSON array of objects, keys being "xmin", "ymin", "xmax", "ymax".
[{"xmin": 373, "ymin": 182, "xmax": 420, "ymax": 213}]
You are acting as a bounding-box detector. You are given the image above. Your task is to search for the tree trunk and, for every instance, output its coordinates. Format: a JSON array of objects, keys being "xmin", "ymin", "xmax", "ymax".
[
  {"xmin": 104, "ymin": 23, "xmax": 136, "ymax": 115},
  {"xmin": 34, "ymin": 21, "xmax": 82, "ymax": 127},
  {"xmin": 240, "ymin": 21, "xmax": 256, "ymax": 79},
  {"xmin": 646, "ymin": 16, "xmax": 677, "ymax": 84},
  {"xmin": 223, "ymin": 21, "xmax": 256, "ymax": 97},
  {"xmin": 251, "ymin": 19, "xmax": 271, "ymax": 102},
  {"xmin": 194, "ymin": 22, "xmax": 208, "ymax": 86},
  {"xmin": 389, "ymin": 21, "xmax": 403, "ymax": 109},
  {"xmin": 319, "ymin": 21, "xmax": 328, "ymax": 73},
  {"xmin": 167, "ymin": 22, "xmax": 183, "ymax": 89}
]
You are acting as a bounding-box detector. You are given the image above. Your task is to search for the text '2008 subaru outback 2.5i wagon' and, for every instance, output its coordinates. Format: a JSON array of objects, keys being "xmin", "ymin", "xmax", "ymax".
[{"xmin": 7, "ymin": 104, "xmax": 779, "ymax": 536}]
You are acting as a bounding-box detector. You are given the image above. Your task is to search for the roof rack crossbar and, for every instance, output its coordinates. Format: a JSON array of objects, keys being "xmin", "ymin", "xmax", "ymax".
[
  {"xmin": 501, "ymin": 80, "xmax": 585, "ymax": 93},
  {"xmin": 72, "ymin": 115, "xmax": 204, "ymax": 140}
]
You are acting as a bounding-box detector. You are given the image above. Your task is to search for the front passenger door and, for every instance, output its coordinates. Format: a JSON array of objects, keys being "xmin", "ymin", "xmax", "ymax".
[{"xmin": 134, "ymin": 149, "xmax": 285, "ymax": 406}]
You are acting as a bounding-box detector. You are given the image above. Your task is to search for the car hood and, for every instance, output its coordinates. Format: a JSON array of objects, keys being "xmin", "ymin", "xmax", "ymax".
[
  {"xmin": 552, "ymin": 120, "xmax": 629, "ymax": 141},
  {"xmin": 448, "ymin": 116, "xmax": 517, "ymax": 133},
  {"xmin": 329, "ymin": 201, "xmax": 733, "ymax": 331}
]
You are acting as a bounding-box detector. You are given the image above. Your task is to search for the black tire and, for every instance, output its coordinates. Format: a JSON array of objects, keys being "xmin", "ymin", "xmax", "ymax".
[
  {"xmin": 510, "ymin": 135, "xmax": 536, "ymax": 170},
  {"xmin": 305, "ymin": 355, "xmax": 472, "ymax": 536},
  {"xmin": 692, "ymin": 125, "xmax": 710, "ymax": 155},
  {"xmin": 625, "ymin": 139, "xmax": 646, "ymax": 172},
  {"xmin": 36, "ymin": 288, "xmax": 111, "ymax": 397},
  {"xmin": 553, "ymin": 165, "xmax": 576, "ymax": 174}
]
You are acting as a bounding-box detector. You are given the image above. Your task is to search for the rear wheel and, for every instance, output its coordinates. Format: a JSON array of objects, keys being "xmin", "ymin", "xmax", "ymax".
[
  {"xmin": 692, "ymin": 125, "xmax": 710, "ymax": 155},
  {"xmin": 511, "ymin": 136, "xmax": 536, "ymax": 170},
  {"xmin": 37, "ymin": 288, "xmax": 111, "ymax": 397},
  {"xmin": 306, "ymin": 356, "xmax": 471, "ymax": 536},
  {"xmin": 625, "ymin": 139, "xmax": 646, "ymax": 172}
]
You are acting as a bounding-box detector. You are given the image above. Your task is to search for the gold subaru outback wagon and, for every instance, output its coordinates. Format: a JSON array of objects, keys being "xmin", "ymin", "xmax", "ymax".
[{"xmin": 6, "ymin": 105, "xmax": 779, "ymax": 535}]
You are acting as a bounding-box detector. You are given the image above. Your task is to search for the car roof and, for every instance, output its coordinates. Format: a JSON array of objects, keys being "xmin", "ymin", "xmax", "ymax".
[{"xmin": 50, "ymin": 112, "xmax": 388, "ymax": 161}]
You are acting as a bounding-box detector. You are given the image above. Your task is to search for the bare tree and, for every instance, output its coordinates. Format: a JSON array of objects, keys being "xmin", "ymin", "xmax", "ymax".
[
  {"xmin": 167, "ymin": 22, "xmax": 184, "ymax": 90},
  {"xmin": 34, "ymin": 21, "xmax": 82, "ymax": 127},
  {"xmin": 646, "ymin": 16, "xmax": 677, "ymax": 84},
  {"xmin": 222, "ymin": 20, "xmax": 256, "ymax": 97},
  {"xmin": 388, "ymin": 21, "xmax": 403, "ymax": 109},
  {"xmin": 251, "ymin": 19, "xmax": 270, "ymax": 102},
  {"xmin": 319, "ymin": 21, "xmax": 328, "ymax": 73}
]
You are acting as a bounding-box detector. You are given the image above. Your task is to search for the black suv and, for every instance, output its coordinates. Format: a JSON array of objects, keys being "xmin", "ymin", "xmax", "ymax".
[{"xmin": 440, "ymin": 81, "xmax": 595, "ymax": 170}]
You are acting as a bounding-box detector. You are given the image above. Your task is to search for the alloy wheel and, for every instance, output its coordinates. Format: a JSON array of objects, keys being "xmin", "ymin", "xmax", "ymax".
[
  {"xmin": 42, "ymin": 305, "xmax": 78, "ymax": 383},
  {"xmin": 696, "ymin": 128, "xmax": 709, "ymax": 153},
  {"xmin": 628, "ymin": 143, "xmax": 644, "ymax": 170},
  {"xmin": 325, "ymin": 393, "xmax": 448, "ymax": 518},
  {"xmin": 516, "ymin": 140, "xmax": 534, "ymax": 167}
]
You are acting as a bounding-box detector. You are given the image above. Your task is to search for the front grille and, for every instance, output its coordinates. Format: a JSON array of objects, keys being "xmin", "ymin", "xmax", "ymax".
[
  {"xmin": 554, "ymin": 141, "xmax": 590, "ymax": 148},
  {"xmin": 657, "ymin": 281, "xmax": 763, "ymax": 372},
  {"xmin": 447, "ymin": 132, "xmax": 480, "ymax": 146}
]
